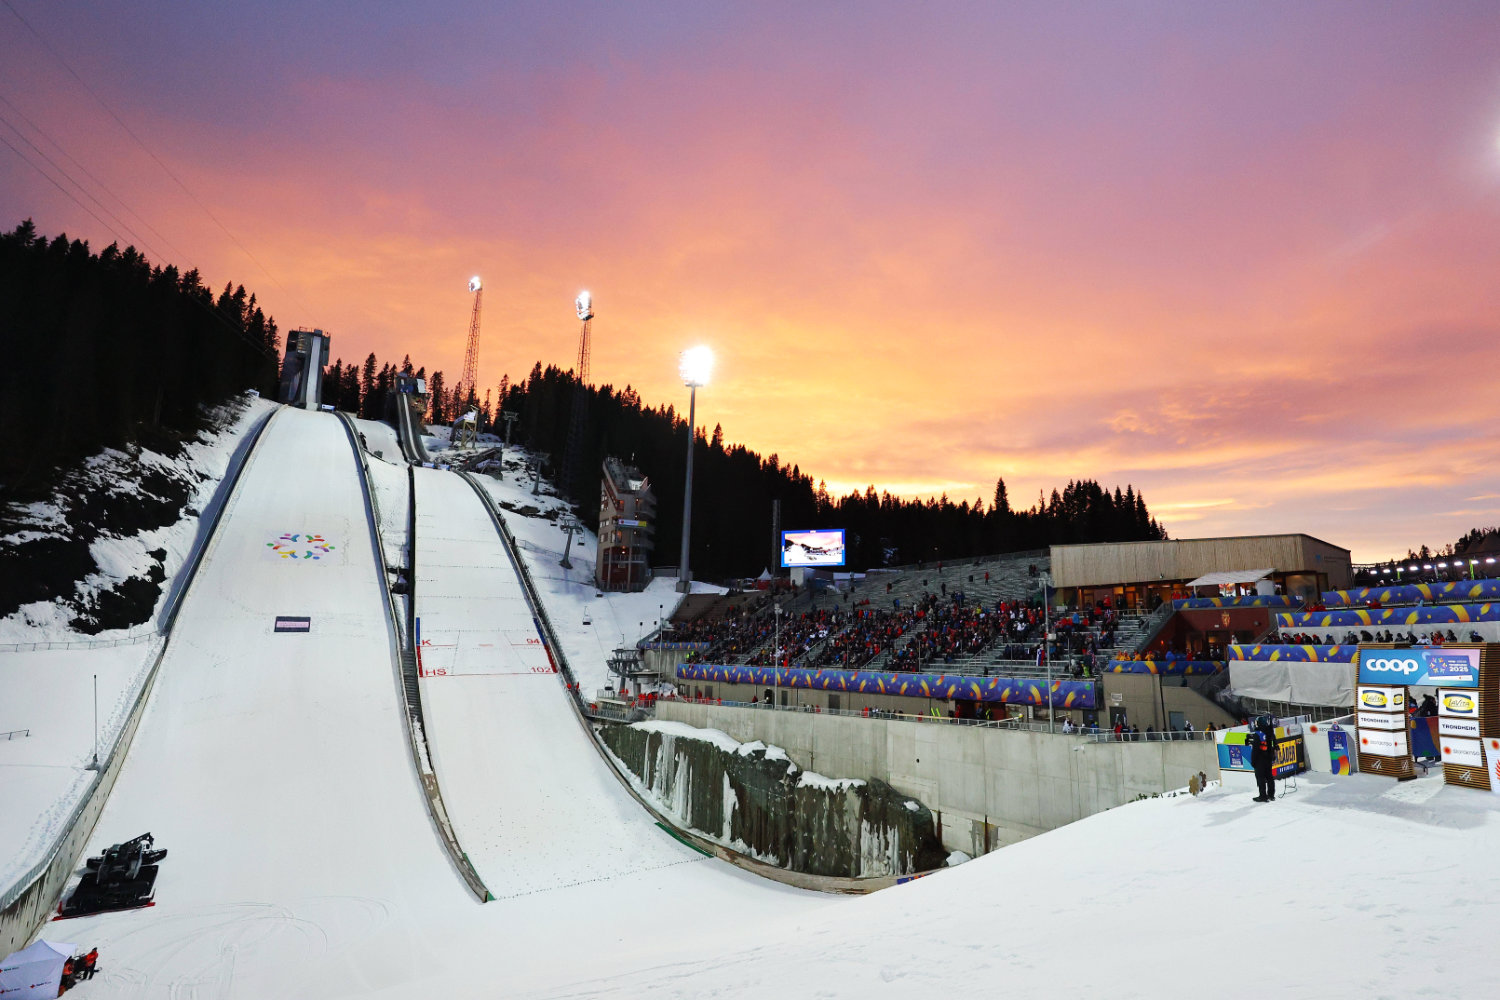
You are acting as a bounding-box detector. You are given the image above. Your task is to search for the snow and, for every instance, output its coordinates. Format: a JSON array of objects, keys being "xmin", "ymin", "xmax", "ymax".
[
  {"xmin": 0, "ymin": 640, "xmax": 165, "ymax": 889},
  {"xmin": 0, "ymin": 396, "xmax": 271, "ymax": 891},
  {"xmin": 15, "ymin": 410, "xmax": 1500, "ymax": 999},
  {"xmin": 470, "ymin": 449, "xmax": 724, "ymax": 696},
  {"xmin": 352, "ymin": 417, "xmax": 403, "ymax": 466},
  {"xmin": 50, "ymin": 411, "xmax": 823, "ymax": 997},
  {"xmin": 507, "ymin": 771, "xmax": 1500, "ymax": 999}
]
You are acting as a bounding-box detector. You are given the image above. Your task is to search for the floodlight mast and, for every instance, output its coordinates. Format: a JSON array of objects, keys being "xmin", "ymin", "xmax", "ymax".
[
  {"xmin": 677, "ymin": 346, "xmax": 714, "ymax": 594},
  {"xmin": 456, "ymin": 277, "xmax": 483, "ymax": 409}
]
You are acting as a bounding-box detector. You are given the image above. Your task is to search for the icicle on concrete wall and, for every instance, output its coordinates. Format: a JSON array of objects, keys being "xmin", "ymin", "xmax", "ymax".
[{"xmin": 601, "ymin": 722, "xmax": 947, "ymax": 877}]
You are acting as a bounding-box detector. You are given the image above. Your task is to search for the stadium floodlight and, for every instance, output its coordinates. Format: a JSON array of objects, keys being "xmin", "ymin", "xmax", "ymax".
[
  {"xmin": 1409, "ymin": 565, "xmax": 1420, "ymax": 572},
  {"xmin": 1488, "ymin": 558, "xmax": 1497, "ymax": 564},
  {"xmin": 679, "ymin": 345, "xmax": 714, "ymax": 387},
  {"xmin": 1438, "ymin": 562, "xmax": 1448, "ymax": 569},
  {"xmin": 676, "ymin": 344, "xmax": 714, "ymax": 593},
  {"xmin": 1423, "ymin": 564, "xmax": 1433, "ymax": 570},
  {"xmin": 576, "ymin": 290, "xmax": 593, "ymax": 321},
  {"xmin": 469, "ymin": 276, "xmax": 482, "ymax": 293}
]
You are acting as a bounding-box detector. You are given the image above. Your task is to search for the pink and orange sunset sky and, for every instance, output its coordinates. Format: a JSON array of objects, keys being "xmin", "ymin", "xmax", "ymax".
[{"xmin": 4, "ymin": 2, "xmax": 1500, "ymax": 561}]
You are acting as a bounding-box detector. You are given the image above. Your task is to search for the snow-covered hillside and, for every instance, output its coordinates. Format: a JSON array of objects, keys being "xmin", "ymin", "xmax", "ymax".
[{"xmin": 468, "ymin": 447, "xmax": 722, "ymax": 695}]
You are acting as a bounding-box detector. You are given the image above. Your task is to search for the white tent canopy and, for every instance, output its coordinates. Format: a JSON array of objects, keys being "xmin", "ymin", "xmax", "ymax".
[
  {"xmin": 1229, "ymin": 660, "xmax": 1353, "ymax": 708},
  {"xmin": 0, "ymin": 940, "xmax": 76, "ymax": 1000},
  {"xmin": 1186, "ymin": 568, "xmax": 1274, "ymax": 589}
]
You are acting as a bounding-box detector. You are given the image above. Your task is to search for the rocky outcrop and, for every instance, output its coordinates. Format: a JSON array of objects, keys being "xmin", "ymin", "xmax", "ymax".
[{"xmin": 601, "ymin": 720, "xmax": 946, "ymax": 877}]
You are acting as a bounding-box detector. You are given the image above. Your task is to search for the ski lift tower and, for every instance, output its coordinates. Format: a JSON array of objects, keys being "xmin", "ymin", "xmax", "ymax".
[{"xmin": 455, "ymin": 276, "xmax": 483, "ymax": 412}]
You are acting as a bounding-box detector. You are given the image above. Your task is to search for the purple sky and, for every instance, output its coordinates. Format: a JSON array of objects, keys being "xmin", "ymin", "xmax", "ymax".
[{"xmin": 4, "ymin": 2, "xmax": 1500, "ymax": 559}]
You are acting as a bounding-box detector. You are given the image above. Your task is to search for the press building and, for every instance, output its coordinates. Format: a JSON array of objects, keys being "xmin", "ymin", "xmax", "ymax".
[{"xmin": 596, "ymin": 457, "xmax": 655, "ymax": 591}]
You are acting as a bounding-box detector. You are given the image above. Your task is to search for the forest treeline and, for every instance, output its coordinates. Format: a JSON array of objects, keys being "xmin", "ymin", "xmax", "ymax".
[
  {"xmin": 317, "ymin": 353, "xmax": 1168, "ymax": 577},
  {"xmin": 490, "ymin": 363, "xmax": 1167, "ymax": 578},
  {"xmin": 2, "ymin": 220, "xmax": 1167, "ymax": 579},
  {"xmin": 0, "ymin": 221, "xmax": 279, "ymax": 486}
]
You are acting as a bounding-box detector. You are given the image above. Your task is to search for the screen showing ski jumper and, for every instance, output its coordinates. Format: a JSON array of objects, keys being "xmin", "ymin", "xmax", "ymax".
[{"xmin": 781, "ymin": 529, "xmax": 846, "ymax": 568}]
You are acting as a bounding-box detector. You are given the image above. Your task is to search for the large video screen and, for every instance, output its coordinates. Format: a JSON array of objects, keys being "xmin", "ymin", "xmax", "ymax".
[{"xmin": 781, "ymin": 529, "xmax": 846, "ymax": 568}]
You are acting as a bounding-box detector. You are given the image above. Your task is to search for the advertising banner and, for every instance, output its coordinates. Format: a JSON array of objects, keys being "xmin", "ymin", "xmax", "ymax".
[
  {"xmin": 273, "ymin": 616, "xmax": 311, "ymax": 633},
  {"xmin": 1357, "ymin": 728, "xmax": 1409, "ymax": 757},
  {"xmin": 1440, "ymin": 716, "xmax": 1481, "ymax": 739},
  {"xmin": 1356, "ymin": 711, "xmax": 1405, "ymax": 731},
  {"xmin": 1485, "ymin": 739, "xmax": 1500, "ymax": 795},
  {"xmin": 1357, "ymin": 648, "xmax": 1480, "ymax": 688},
  {"xmin": 1272, "ymin": 735, "xmax": 1304, "ymax": 778},
  {"xmin": 1328, "ymin": 727, "xmax": 1352, "ymax": 775},
  {"xmin": 1357, "ymin": 686, "xmax": 1405, "ymax": 712},
  {"xmin": 1438, "ymin": 689, "xmax": 1480, "ymax": 719},
  {"xmin": 1440, "ymin": 736, "xmax": 1484, "ymax": 769}
]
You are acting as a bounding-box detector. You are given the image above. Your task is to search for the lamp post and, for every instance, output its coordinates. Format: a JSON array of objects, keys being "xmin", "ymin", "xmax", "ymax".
[
  {"xmin": 677, "ymin": 346, "xmax": 714, "ymax": 594},
  {"xmin": 1041, "ymin": 571, "xmax": 1054, "ymax": 734}
]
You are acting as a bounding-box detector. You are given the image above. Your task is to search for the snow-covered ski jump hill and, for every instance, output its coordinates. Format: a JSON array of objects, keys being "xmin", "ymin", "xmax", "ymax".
[{"xmin": 7, "ymin": 404, "xmax": 1500, "ymax": 999}]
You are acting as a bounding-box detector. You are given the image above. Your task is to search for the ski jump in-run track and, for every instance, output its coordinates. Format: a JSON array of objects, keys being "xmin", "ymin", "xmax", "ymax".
[{"xmin": 59, "ymin": 406, "xmax": 817, "ymax": 999}]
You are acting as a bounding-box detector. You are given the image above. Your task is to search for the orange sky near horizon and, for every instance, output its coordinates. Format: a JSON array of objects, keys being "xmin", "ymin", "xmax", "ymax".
[{"xmin": 4, "ymin": 3, "xmax": 1500, "ymax": 562}]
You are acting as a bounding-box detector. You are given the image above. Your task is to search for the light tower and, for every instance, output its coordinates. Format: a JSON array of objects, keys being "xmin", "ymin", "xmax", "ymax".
[
  {"xmin": 561, "ymin": 291, "xmax": 594, "ymax": 505},
  {"xmin": 677, "ymin": 345, "xmax": 714, "ymax": 594},
  {"xmin": 455, "ymin": 276, "xmax": 483, "ymax": 410}
]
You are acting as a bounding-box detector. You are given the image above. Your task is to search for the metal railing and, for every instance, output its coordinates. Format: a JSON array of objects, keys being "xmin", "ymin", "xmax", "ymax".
[
  {"xmin": 670, "ymin": 697, "xmax": 1100, "ymax": 734},
  {"xmin": 0, "ymin": 628, "xmax": 160, "ymax": 654},
  {"xmin": 1, "ymin": 405, "xmax": 279, "ymax": 925},
  {"xmin": 1, "ymin": 729, "xmax": 30, "ymax": 741},
  {"xmin": 1084, "ymin": 729, "xmax": 1219, "ymax": 744}
]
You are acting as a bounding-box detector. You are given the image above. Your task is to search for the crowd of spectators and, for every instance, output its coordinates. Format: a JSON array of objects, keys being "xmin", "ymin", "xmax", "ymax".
[{"xmin": 1276, "ymin": 628, "xmax": 1477, "ymax": 646}]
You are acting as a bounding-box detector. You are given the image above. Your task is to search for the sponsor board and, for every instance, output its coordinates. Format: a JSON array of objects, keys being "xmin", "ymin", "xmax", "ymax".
[
  {"xmin": 273, "ymin": 616, "xmax": 311, "ymax": 633},
  {"xmin": 1357, "ymin": 728, "xmax": 1409, "ymax": 758},
  {"xmin": 1357, "ymin": 648, "xmax": 1480, "ymax": 688},
  {"xmin": 1440, "ymin": 736, "xmax": 1484, "ymax": 769},
  {"xmin": 1357, "ymin": 686, "xmax": 1405, "ymax": 712},
  {"xmin": 1438, "ymin": 689, "xmax": 1480, "ymax": 719},
  {"xmin": 1356, "ymin": 711, "xmax": 1405, "ymax": 731},
  {"xmin": 1440, "ymin": 716, "xmax": 1481, "ymax": 739}
]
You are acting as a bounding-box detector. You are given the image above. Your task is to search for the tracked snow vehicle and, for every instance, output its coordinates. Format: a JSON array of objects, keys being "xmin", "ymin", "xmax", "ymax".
[{"xmin": 57, "ymin": 833, "xmax": 167, "ymax": 918}]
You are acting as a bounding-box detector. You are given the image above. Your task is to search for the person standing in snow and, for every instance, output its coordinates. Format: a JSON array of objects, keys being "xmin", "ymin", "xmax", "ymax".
[{"xmin": 1250, "ymin": 717, "xmax": 1276, "ymax": 802}]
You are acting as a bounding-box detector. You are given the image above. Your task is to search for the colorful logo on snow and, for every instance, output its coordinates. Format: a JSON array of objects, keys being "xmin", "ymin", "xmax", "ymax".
[{"xmin": 267, "ymin": 533, "xmax": 336, "ymax": 560}]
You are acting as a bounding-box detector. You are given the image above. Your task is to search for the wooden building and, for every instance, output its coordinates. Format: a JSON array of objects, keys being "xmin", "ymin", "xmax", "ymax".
[{"xmin": 1050, "ymin": 534, "xmax": 1351, "ymax": 609}]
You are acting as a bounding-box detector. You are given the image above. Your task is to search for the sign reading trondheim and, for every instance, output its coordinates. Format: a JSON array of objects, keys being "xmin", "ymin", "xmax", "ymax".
[
  {"xmin": 1440, "ymin": 717, "xmax": 1481, "ymax": 739},
  {"xmin": 1357, "ymin": 649, "xmax": 1479, "ymax": 688},
  {"xmin": 1357, "ymin": 711, "xmax": 1405, "ymax": 731}
]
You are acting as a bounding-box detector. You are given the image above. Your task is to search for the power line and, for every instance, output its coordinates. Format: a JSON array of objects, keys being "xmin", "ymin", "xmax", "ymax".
[
  {"xmin": 0, "ymin": 0, "xmax": 312, "ymax": 317},
  {"xmin": 0, "ymin": 89, "xmax": 194, "ymax": 267},
  {"xmin": 0, "ymin": 125, "xmax": 276, "ymax": 358}
]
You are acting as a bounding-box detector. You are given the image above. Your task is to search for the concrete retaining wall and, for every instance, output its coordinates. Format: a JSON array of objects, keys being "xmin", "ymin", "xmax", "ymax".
[{"xmin": 655, "ymin": 702, "xmax": 1220, "ymax": 855}]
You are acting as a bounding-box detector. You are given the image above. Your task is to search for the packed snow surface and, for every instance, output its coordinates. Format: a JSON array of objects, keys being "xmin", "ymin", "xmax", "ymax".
[
  {"xmin": 54, "ymin": 410, "xmax": 821, "ymax": 997},
  {"xmin": 471, "ymin": 450, "xmax": 723, "ymax": 696}
]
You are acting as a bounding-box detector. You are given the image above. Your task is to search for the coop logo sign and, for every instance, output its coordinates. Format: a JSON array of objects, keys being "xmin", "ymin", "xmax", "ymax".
[{"xmin": 1358, "ymin": 649, "xmax": 1479, "ymax": 688}]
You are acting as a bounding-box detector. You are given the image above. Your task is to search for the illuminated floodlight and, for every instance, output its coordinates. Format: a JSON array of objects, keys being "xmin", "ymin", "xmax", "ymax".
[
  {"xmin": 1382, "ymin": 567, "xmax": 1392, "ymax": 574},
  {"xmin": 1423, "ymin": 564, "xmax": 1433, "ymax": 570},
  {"xmin": 576, "ymin": 290, "xmax": 593, "ymax": 321},
  {"xmin": 679, "ymin": 345, "xmax": 714, "ymax": 387},
  {"xmin": 1409, "ymin": 565, "xmax": 1420, "ymax": 572},
  {"xmin": 469, "ymin": 276, "xmax": 482, "ymax": 292},
  {"xmin": 1438, "ymin": 562, "xmax": 1448, "ymax": 568}
]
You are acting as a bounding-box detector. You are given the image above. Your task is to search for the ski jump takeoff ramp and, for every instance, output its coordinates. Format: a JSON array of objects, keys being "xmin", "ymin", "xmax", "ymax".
[{"xmin": 55, "ymin": 409, "xmax": 817, "ymax": 999}]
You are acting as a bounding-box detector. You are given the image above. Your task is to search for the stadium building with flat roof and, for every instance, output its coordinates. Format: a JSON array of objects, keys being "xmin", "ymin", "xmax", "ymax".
[{"xmin": 1050, "ymin": 534, "xmax": 1351, "ymax": 609}]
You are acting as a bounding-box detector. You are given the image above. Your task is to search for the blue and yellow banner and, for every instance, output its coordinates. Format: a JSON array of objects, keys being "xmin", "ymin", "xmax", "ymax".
[
  {"xmin": 1321, "ymin": 579, "xmax": 1500, "ymax": 608},
  {"xmin": 675, "ymin": 663, "xmax": 1097, "ymax": 709},
  {"xmin": 1276, "ymin": 603, "xmax": 1500, "ymax": 630},
  {"xmin": 1227, "ymin": 644, "xmax": 1356, "ymax": 663},
  {"xmin": 1105, "ymin": 659, "xmax": 1224, "ymax": 675},
  {"xmin": 1172, "ymin": 596, "xmax": 1297, "ymax": 609}
]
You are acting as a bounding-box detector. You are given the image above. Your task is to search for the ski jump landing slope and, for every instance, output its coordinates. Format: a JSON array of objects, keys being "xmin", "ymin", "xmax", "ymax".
[
  {"xmin": 56, "ymin": 411, "xmax": 818, "ymax": 999},
  {"xmin": 411, "ymin": 467, "xmax": 817, "ymax": 902},
  {"xmin": 59, "ymin": 408, "xmax": 477, "ymax": 998}
]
